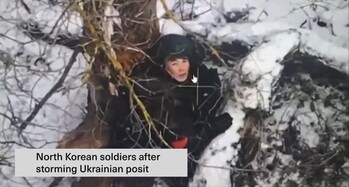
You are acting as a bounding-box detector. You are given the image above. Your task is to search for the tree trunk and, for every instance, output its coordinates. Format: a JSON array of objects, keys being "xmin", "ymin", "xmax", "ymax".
[
  {"xmin": 53, "ymin": 1, "xmax": 160, "ymax": 186},
  {"xmin": 81, "ymin": 0, "xmax": 160, "ymax": 73}
]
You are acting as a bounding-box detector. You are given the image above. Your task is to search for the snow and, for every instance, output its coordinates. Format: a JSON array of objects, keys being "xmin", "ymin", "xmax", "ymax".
[
  {"xmin": 0, "ymin": 1, "xmax": 87, "ymax": 187},
  {"xmin": 0, "ymin": 0, "xmax": 348, "ymax": 186},
  {"xmin": 191, "ymin": 100, "xmax": 245, "ymax": 187},
  {"xmin": 233, "ymin": 31, "xmax": 300, "ymax": 110},
  {"xmin": 31, "ymin": 6, "xmax": 83, "ymax": 37},
  {"xmin": 159, "ymin": 19, "xmax": 186, "ymax": 35},
  {"xmin": 220, "ymin": 0, "xmax": 349, "ymax": 48},
  {"xmin": 299, "ymin": 29, "xmax": 349, "ymax": 74},
  {"xmin": 157, "ymin": 0, "xmax": 348, "ymax": 186},
  {"xmin": 0, "ymin": 47, "xmax": 87, "ymax": 186}
]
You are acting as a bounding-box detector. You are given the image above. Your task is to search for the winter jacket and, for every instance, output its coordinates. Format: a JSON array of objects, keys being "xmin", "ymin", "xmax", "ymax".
[
  {"xmin": 109, "ymin": 34, "xmax": 232, "ymax": 149},
  {"xmin": 126, "ymin": 34, "xmax": 231, "ymax": 146},
  {"xmin": 128, "ymin": 55, "xmax": 233, "ymax": 186},
  {"xmin": 107, "ymin": 35, "xmax": 232, "ymax": 187}
]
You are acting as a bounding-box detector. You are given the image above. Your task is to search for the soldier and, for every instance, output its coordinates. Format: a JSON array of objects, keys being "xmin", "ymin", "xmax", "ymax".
[{"xmin": 126, "ymin": 34, "xmax": 233, "ymax": 186}]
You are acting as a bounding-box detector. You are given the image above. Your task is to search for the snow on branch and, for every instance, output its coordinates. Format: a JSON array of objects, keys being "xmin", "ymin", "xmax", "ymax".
[
  {"xmin": 207, "ymin": 22, "xmax": 348, "ymax": 75},
  {"xmin": 204, "ymin": 22, "xmax": 348, "ymax": 111},
  {"xmin": 191, "ymin": 31, "xmax": 299, "ymax": 187},
  {"xmin": 191, "ymin": 100, "xmax": 246, "ymax": 187},
  {"xmin": 232, "ymin": 31, "xmax": 300, "ymax": 110},
  {"xmin": 299, "ymin": 29, "xmax": 348, "ymax": 74},
  {"xmin": 191, "ymin": 21, "xmax": 347, "ymax": 187}
]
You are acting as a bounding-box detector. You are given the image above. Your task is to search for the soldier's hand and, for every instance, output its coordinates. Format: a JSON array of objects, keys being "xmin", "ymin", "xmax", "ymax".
[{"xmin": 209, "ymin": 113, "xmax": 233, "ymax": 134}]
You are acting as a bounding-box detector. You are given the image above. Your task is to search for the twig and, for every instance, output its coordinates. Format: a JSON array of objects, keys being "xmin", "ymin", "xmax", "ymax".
[
  {"xmin": 298, "ymin": 150, "xmax": 339, "ymax": 168},
  {"xmin": 22, "ymin": 177, "xmax": 33, "ymax": 187},
  {"xmin": 0, "ymin": 140, "xmax": 33, "ymax": 148},
  {"xmin": 21, "ymin": 23, "xmax": 86, "ymax": 50},
  {"xmin": 18, "ymin": 49, "xmax": 80, "ymax": 132},
  {"xmin": 17, "ymin": 0, "xmax": 31, "ymax": 14},
  {"xmin": 190, "ymin": 155, "xmax": 268, "ymax": 173}
]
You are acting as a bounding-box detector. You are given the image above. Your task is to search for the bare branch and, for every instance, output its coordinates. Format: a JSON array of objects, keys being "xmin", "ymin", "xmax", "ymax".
[{"xmin": 18, "ymin": 49, "xmax": 80, "ymax": 132}]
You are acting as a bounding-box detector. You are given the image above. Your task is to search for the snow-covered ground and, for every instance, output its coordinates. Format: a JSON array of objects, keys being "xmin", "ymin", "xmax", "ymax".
[{"xmin": 0, "ymin": 0, "xmax": 348, "ymax": 187}]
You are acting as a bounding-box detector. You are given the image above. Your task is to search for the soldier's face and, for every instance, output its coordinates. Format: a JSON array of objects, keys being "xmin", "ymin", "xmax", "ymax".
[{"xmin": 165, "ymin": 57, "xmax": 190, "ymax": 82}]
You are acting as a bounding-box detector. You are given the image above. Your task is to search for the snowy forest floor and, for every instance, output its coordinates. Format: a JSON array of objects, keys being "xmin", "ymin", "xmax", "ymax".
[{"xmin": 0, "ymin": 0, "xmax": 348, "ymax": 187}]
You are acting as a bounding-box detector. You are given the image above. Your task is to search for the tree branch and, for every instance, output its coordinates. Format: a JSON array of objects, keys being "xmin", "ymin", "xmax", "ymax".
[
  {"xmin": 18, "ymin": 0, "xmax": 31, "ymax": 14},
  {"xmin": 18, "ymin": 49, "xmax": 80, "ymax": 132},
  {"xmin": 21, "ymin": 22, "xmax": 87, "ymax": 50}
]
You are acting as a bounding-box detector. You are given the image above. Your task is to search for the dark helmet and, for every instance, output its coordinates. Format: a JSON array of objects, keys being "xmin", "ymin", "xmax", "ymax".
[{"xmin": 146, "ymin": 34, "xmax": 206, "ymax": 67}]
